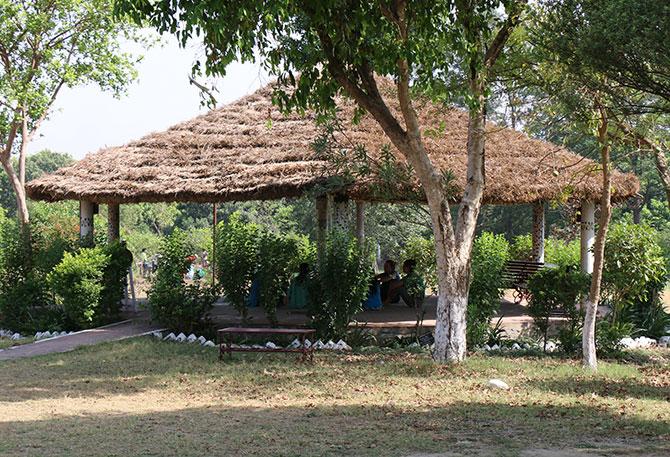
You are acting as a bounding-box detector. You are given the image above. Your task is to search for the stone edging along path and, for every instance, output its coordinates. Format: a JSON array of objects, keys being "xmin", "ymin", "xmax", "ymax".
[{"xmin": 0, "ymin": 319, "xmax": 162, "ymax": 361}]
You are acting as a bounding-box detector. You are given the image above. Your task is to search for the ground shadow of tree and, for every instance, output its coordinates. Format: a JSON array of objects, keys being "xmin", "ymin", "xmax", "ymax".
[{"xmin": 1, "ymin": 402, "xmax": 668, "ymax": 457}]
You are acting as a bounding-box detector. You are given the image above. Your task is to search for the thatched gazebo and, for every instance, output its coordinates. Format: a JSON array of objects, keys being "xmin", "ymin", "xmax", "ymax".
[{"xmin": 26, "ymin": 81, "xmax": 639, "ymax": 273}]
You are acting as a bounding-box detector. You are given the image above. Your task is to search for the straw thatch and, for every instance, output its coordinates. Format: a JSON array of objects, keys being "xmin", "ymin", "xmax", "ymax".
[{"xmin": 26, "ymin": 80, "xmax": 639, "ymax": 205}]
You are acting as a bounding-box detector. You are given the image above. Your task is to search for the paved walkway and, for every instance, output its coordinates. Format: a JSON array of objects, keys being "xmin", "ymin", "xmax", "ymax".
[{"xmin": 0, "ymin": 319, "xmax": 160, "ymax": 361}]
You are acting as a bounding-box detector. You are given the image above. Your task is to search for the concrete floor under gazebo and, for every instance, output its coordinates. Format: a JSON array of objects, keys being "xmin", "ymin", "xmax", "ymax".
[{"xmin": 208, "ymin": 291, "xmax": 551, "ymax": 339}]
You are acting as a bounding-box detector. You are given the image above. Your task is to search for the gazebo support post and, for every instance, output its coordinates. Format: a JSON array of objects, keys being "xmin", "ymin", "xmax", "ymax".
[
  {"xmin": 107, "ymin": 203, "xmax": 120, "ymax": 243},
  {"xmin": 355, "ymin": 201, "xmax": 365, "ymax": 246},
  {"xmin": 79, "ymin": 200, "xmax": 95, "ymax": 245},
  {"xmin": 212, "ymin": 203, "xmax": 217, "ymax": 286},
  {"xmin": 531, "ymin": 201, "xmax": 545, "ymax": 263},
  {"xmin": 316, "ymin": 195, "xmax": 328, "ymax": 258},
  {"xmin": 580, "ymin": 200, "xmax": 595, "ymax": 274}
]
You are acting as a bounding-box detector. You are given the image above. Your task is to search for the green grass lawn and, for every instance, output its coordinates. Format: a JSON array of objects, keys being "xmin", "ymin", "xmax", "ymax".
[{"xmin": 0, "ymin": 339, "xmax": 668, "ymax": 457}]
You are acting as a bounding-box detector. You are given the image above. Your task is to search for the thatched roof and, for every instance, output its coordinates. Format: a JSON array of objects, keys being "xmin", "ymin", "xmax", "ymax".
[{"xmin": 26, "ymin": 80, "xmax": 639, "ymax": 205}]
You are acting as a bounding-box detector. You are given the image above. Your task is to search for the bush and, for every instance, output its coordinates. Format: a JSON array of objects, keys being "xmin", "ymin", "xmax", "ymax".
[
  {"xmin": 400, "ymin": 236, "xmax": 437, "ymax": 293},
  {"xmin": 510, "ymin": 234, "xmax": 533, "ymax": 261},
  {"xmin": 510, "ymin": 234, "xmax": 580, "ymax": 267},
  {"xmin": 602, "ymin": 222, "xmax": 668, "ymax": 338},
  {"xmin": 99, "ymin": 241, "xmax": 133, "ymax": 320},
  {"xmin": 545, "ymin": 238, "xmax": 580, "ymax": 267},
  {"xmin": 527, "ymin": 265, "xmax": 590, "ymax": 352},
  {"xmin": 309, "ymin": 231, "xmax": 370, "ymax": 339},
  {"xmin": 255, "ymin": 232, "xmax": 314, "ymax": 325},
  {"xmin": 596, "ymin": 320, "xmax": 635, "ymax": 357},
  {"xmin": 467, "ymin": 232, "xmax": 510, "ymax": 347},
  {"xmin": 148, "ymin": 229, "xmax": 216, "ymax": 333},
  {"xmin": 0, "ymin": 215, "xmax": 74, "ymax": 333},
  {"xmin": 48, "ymin": 248, "xmax": 109, "ymax": 329},
  {"xmin": 215, "ymin": 213, "xmax": 260, "ymax": 322}
]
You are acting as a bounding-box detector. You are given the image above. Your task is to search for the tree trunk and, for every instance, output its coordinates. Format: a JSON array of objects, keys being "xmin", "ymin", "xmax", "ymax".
[
  {"xmin": 582, "ymin": 108, "xmax": 612, "ymax": 371},
  {"xmin": 0, "ymin": 157, "xmax": 30, "ymax": 225}
]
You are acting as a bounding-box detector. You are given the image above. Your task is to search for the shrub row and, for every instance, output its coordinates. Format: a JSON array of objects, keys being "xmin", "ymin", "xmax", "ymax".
[{"xmin": 0, "ymin": 212, "xmax": 132, "ymax": 333}]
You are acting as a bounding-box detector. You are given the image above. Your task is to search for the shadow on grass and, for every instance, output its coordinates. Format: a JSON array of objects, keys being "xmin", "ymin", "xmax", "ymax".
[
  {"xmin": 528, "ymin": 375, "xmax": 670, "ymax": 402},
  {"xmin": 1, "ymin": 401, "xmax": 668, "ymax": 457},
  {"xmin": 0, "ymin": 337, "xmax": 439, "ymax": 402}
]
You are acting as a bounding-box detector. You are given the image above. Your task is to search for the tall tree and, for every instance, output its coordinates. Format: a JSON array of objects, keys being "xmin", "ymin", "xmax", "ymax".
[
  {"xmin": 0, "ymin": 0, "xmax": 142, "ymax": 226},
  {"xmin": 501, "ymin": 0, "xmax": 665, "ymax": 369},
  {"xmin": 0, "ymin": 150, "xmax": 74, "ymax": 214},
  {"xmin": 119, "ymin": 0, "xmax": 527, "ymax": 363},
  {"xmin": 535, "ymin": 0, "xmax": 670, "ymax": 209}
]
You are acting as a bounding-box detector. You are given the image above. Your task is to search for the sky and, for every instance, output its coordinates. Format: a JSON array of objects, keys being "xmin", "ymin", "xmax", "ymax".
[{"xmin": 28, "ymin": 37, "xmax": 270, "ymax": 160}]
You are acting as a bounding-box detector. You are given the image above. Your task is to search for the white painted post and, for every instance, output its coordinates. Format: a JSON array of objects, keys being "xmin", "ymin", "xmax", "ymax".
[
  {"xmin": 532, "ymin": 201, "xmax": 545, "ymax": 263},
  {"xmin": 580, "ymin": 200, "xmax": 595, "ymax": 274},
  {"xmin": 316, "ymin": 195, "xmax": 328, "ymax": 259},
  {"xmin": 107, "ymin": 203, "xmax": 120, "ymax": 242},
  {"xmin": 80, "ymin": 200, "xmax": 95, "ymax": 244},
  {"xmin": 355, "ymin": 201, "xmax": 365, "ymax": 245}
]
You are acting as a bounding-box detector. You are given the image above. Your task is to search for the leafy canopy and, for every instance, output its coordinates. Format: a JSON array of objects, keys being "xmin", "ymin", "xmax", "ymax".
[{"xmin": 118, "ymin": 0, "xmax": 524, "ymax": 112}]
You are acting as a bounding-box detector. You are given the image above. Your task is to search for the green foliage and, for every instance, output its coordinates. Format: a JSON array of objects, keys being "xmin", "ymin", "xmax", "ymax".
[
  {"xmin": 467, "ymin": 232, "xmax": 510, "ymax": 347},
  {"xmin": 509, "ymin": 234, "xmax": 580, "ymax": 267},
  {"xmin": 596, "ymin": 320, "xmax": 635, "ymax": 357},
  {"xmin": 255, "ymin": 232, "xmax": 314, "ymax": 325},
  {"xmin": 215, "ymin": 212, "xmax": 315, "ymax": 324},
  {"xmin": 309, "ymin": 231, "xmax": 370, "ymax": 340},
  {"xmin": 400, "ymin": 236, "xmax": 437, "ymax": 293},
  {"xmin": 148, "ymin": 229, "xmax": 216, "ymax": 333},
  {"xmin": 0, "ymin": 211, "xmax": 77, "ymax": 333},
  {"xmin": 602, "ymin": 222, "xmax": 668, "ymax": 337},
  {"xmin": 0, "ymin": 151, "xmax": 74, "ymax": 215},
  {"xmin": 48, "ymin": 248, "xmax": 109, "ymax": 329},
  {"xmin": 527, "ymin": 265, "xmax": 590, "ymax": 351},
  {"xmin": 545, "ymin": 238, "xmax": 580, "ymax": 267},
  {"xmin": 509, "ymin": 234, "xmax": 533, "ymax": 261},
  {"xmin": 99, "ymin": 242, "xmax": 133, "ymax": 321},
  {"xmin": 214, "ymin": 213, "xmax": 260, "ymax": 322}
]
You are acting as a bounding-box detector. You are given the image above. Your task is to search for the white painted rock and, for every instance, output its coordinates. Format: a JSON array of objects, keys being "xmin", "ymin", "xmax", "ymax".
[
  {"xmin": 288, "ymin": 339, "xmax": 301, "ymax": 349},
  {"xmin": 251, "ymin": 344, "xmax": 264, "ymax": 349},
  {"xmin": 336, "ymin": 339, "xmax": 352, "ymax": 351},
  {"xmin": 164, "ymin": 332, "xmax": 176, "ymax": 341},
  {"xmin": 265, "ymin": 342, "xmax": 279, "ymax": 349},
  {"xmin": 34, "ymin": 332, "xmax": 43, "ymax": 339},
  {"xmin": 152, "ymin": 331, "xmax": 162, "ymax": 339},
  {"xmin": 324, "ymin": 340, "xmax": 336, "ymax": 350},
  {"xmin": 175, "ymin": 333, "xmax": 187, "ymax": 342},
  {"xmin": 511, "ymin": 343, "xmax": 521, "ymax": 351},
  {"xmin": 490, "ymin": 344, "xmax": 500, "ymax": 351},
  {"xmin": 203, "ymin": 340, "xmax": 215, "ymax": 347},
  {"xmin": 11, "ymin": 333, "xmax": 22, "ymax": 340},
  {"xmin": 187, "ymin": 334, "xmax": 197, "ymax": 343},
  {"xmin": 483, "ymin": 344, "xmax": 491, "ymax": 352},
  {"xmin": 197, "ymin": 336, "xmax": 207, "ymax": 344},
  {"xmin": 620, "ymin": 337, "xmax": 636, "ymax": 348},
  {"xmin": 489, "ymin": 379, "xmax": 510, "ymax": 390},
  {"xmin": 635, "ymin": 336, "xmax": 656, "ymax": 348},
  {"xmin": 545, "ymin": 341, "xmax": 557, "ymax": 353},
  {"xmin": 312, "ymin": 340, "xmax": 325, "ymax": 350},
  {"xmin": 659, "ymin": 336, "xmax": 670, "ymax": 345},
  {"xmin": 303, "ymin": 339, "xmax": 312, "ymax": 348}
]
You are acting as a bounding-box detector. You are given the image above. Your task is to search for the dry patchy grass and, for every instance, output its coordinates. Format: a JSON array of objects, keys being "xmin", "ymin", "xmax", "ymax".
[{"xmin": 0, "ymin": 338, "xmax": 668, "ymax": 457}]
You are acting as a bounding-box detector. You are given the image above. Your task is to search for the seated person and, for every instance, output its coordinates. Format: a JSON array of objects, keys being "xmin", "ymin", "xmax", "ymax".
[
  {"xmin": 363, "ymin": 278, "xmax": 383, "ymax": 310},
  {"xmin": 375, "ymin": 260, "xmax": 400, "ymax": 303},
  {"xmin": 385, "ymin": 259, "xmax": 425, "ymax": 308},
  {"xmin": 286, "ymin": 263, "xmax": 310, "ymax": 310}
]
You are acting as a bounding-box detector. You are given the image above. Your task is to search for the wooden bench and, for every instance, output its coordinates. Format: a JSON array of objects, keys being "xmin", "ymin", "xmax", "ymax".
[
  {"xmin": 502, "ymin": 260, "xmax": 545, "ymax": 304},
  {"xmin": 218, "ymin": 327, "xmax": 316, "ymax": 362}
]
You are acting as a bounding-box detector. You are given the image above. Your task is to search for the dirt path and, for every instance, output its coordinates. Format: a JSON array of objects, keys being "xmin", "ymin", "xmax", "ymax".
[{"xmin": 0, "ymin": 319, "xmax": 160, "ymax": 361}]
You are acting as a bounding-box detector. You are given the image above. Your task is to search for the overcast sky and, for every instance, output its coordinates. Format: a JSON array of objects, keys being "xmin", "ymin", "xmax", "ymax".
[{"xmin": 28, "ymin": 37, "xmax": 269, "ymax": 160}]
